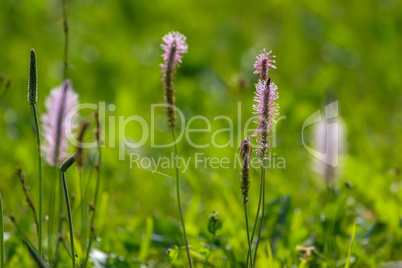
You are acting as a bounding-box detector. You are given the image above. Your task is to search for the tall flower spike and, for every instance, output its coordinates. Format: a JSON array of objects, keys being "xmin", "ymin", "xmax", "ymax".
[
  {"xmin": 160, "ymin": 31, "xmax": 188, "ymax": 127},
  {"xmin": 252, "ymin": 78, "xmax": 279, "ymax": 160},
  {"xmin": 240, "ymin": 137, "xmax": 252, "ymax": 203},
  {"xmin": 254, "ymin": 49, "xmax": 276, "ymax": 81},
  {"xmin": 41, "ymin": 79, "xmax": 79, "ymax": 167},
  {"xmin": 28, "ymin": 49, "xmax": 38, "ymax": 105}
]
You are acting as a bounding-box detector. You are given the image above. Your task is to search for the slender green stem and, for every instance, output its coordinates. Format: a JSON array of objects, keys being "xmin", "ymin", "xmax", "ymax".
[
  {"xmin": 79, "ymin": 170, "xmax": 87, "ymax": 252},
  {"xmin": 8, "ymin": 215, "xmax": 29, "ymax": 241},
  {"xmin": 61, "ymin": 171, "xmax": 75, "ymax": 268},
  {"xmin": 253, "ymin": 167, "xmax": 266, "ymax": 266},
  {"xmin": 0, "ymin": 192, "xmax": 4, "ymax": 268},
  {"xmin": 62, "ymin": 0, "xmax": 68, "ymax": 79},
  {"xmin": 16, "ymin": 169, "xmax": 39, "ymax": 235},
  {"xmin": 54, "ymin": 0, "xmax": 68, "ymax": 261},
  {"xmin": 31, "ymin": 104, "xmax": 43, "ymax": 256},
  {"xmin": 61, "ymin": 237, "xmax": 72, "ymax": 258},
  {"xmin": 244, "ymin": 202, "xmax": 253, "ymax": 268},
  {"xmin": 171, "ymin": 127, "xmax": 192, "ymax": 268},
  {"xmin": 54, "ymin": 153, "xmax": 77, "ymax": 267},
  {"xmin": 83, "ymin": 141, "xmax": 102, "ymax": 268},
  {"xmin": 203, "ymin": 233, "xmax": 215, "ymax": 268},
  {"xmin": 247, "ymin": 167, "xmax": 263, "ymax": 267},
  {"xmin": 54, "ymin": 172, "xmax": 64, "ymax": 267},
  {"xmin": 48, "ymin": 168, "xmax": 58, "ymax": 262}
]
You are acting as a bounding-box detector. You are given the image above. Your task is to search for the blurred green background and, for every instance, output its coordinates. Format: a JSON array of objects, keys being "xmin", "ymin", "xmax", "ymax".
[{"xmin": 0, "ymin": 0, "xmax": 401, "ymax": 267}]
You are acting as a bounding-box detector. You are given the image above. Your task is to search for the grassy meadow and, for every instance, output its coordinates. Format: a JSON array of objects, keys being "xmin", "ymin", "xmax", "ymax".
[{"xmin": 0, "ymin": 0, "xmax": 401, "ymax": 267}]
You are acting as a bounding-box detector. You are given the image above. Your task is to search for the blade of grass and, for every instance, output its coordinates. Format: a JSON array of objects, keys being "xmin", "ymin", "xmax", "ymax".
[
  {"xmin": 298, "ymin": 259, "xmax": 307, "ymax": 268},
  {"xmin": 267, "ymin": 241, "xmax": 273, "ymax": 268},
  {"xmin": 138, "ymin": 216, "xmax": 153, "ymax": 260},
  {"xmin": 22, "ymin": 238, "xmax": 50, "ymax": 268},
  {"xmin": 345, "ymin": 223, "xmax": 357, "ymax": 268}
]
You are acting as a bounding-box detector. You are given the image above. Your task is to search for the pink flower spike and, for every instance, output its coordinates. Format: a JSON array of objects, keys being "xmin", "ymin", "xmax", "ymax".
[
  {"xmin": 252, "ymin": 79, "xmax": 279, "ymax": 159},
  {"xmin": 160, "ymin": 31, "xmax": 188, "ymax": 127},
  {"xmin": 161, "ymin": 31, "xmax": 188, "ymax": 65},
  {"xmin": 253, "ymin": 49, "xmax": 276, "ymax": 81},
  {"xmin": 41, "ymin": 79, "xmax": 79, "ymax": 167}
]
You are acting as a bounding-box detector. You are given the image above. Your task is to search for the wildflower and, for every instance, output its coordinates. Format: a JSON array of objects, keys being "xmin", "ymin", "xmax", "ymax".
[
  {"xmin": 160, "ymin": 31, "xmax": 192, "ymax": 267},
  {"xmin": 252, "ymin": 79, "xmax": 279, "ymax": 160},
  {"xmin": 28, "ymin": 49, "xmax": 38, "ymax": 105},
  {"xmin": 27, "ymin": 48, "xmax": 43, "ymax": 255},
  {"xmin": 41, "ymin": 80, "xmax": 78, "ymax": 167},
  {"xmin": 160, "ymin": 31, "xmax": 188, "ymax": 127},
  {"xmin": 253, "ymin": 49, "xmax": 276, "ymax": 81},
  {"xmin": 240, "ymin": 137, "xmax": 252, "ymax": 203}
]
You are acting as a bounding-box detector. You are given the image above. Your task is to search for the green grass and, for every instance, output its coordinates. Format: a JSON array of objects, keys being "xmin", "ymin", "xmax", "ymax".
[
  {"xmin": 345, "ymin": 223, "xmax": 357, "ymax": 268},
  {"xmin": 0, "ymin": 0, "xmax": 402, "ymax": 267}
]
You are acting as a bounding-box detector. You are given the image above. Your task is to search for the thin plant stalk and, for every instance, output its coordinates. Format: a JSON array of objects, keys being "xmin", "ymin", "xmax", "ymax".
[
  {"xmin": 83, "ymin": 123, "xmax": 102, "ymax": 268},
  {"xmin": 253, "ymin": 167, "xmax": 266, "ymax": 266},
  {"xmin": 57, "ymin": 151, "xmax": 81, "ymax": 268},
  {"xmin": 171, "ymin": 127, "xmax": 192, "ymax": 268},
  {"xmin": 247, "ymin": 173, "xmax": 263, "ymax": 267},
  {"xmin": 54, "ymin": 173, "xmax": 64, "ymax": 267},
  {"xmin": 62, "ymin": 0, "xmax": 68, "ymax": 79},
  {"xmin": 8, "ymin": 215, "xmax": 29, "ymax": 240},
  {"xmin": 55, "ymin": 0, "xmax": 69, "ymax": 260},
  {"xmin": 60, "ymin": 171, "xmax": 75, "ymax": 268},
  {"xmin": 243, "ymin": 202, "xmax": 253, "ymax": 268},
  {"xmin": 203, "ymin": 233, "xmax": 215, "ymax": 268},
  {"xmin": 48, "ymin": 168, "xmax": 57, "ymax": 261},
  {"xmin": 31, "ymin": 104, "xmax": 44, "ymax": 256},
  {"xmin": 240, "ymin": 137, "xmax": 252, "ymax": 267},
  {"xmin": 61, "ymin": 237, "xmax": 72, "ymax": 258},
  {"xmin": 79, "ymin": 170, "xmax": 87, "ymax": 252},
  {"xmin": 16, "ymin": 168, "xmax": 39, "ymax": 234},
  {"xmin": 0, "ymin": 192, "xmax": 4, "ymax": 268}
]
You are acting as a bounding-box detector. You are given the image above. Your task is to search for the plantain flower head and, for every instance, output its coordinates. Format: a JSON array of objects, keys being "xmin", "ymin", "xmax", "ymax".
[
  {"xmin": 253, "ymin": 49, "xmax": 276, "ymax": 81},
  {"xmin": 252, "ymin": 79, "xmax": 279, "ymax": 160},
  {"xmin": 239, "ymin": 136, "xmax": 252, "ymax": 203},
  {"xmin": 160, "ymin": 31, "xmax": 188, "ymax": 127},
  {"xmin": 161, "ymin": 31, "xmax": 188, "ymax": 65},
  {"xmin": 41, "ymin": 80, "xmax": 79, "ymax": 167}
]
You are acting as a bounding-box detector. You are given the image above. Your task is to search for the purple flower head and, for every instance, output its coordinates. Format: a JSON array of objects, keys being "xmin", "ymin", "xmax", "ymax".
[
  {"xmin": 41, "ymin": 79, "xmax": 79, "ymax": 167},
  {"xmin": 160, "ymin": 31, "xmax": 188, "ymax": 127},
  {"xmin": 161, "ymin": 31, "xmax": 188, "ymax": 65},
  {"xmin": 253, "ymin": 49, "xmax": 276, "ymax": 81},
  {"xmin": 252, "ymin": 79, "xmax": 279, "ymax": 159}
]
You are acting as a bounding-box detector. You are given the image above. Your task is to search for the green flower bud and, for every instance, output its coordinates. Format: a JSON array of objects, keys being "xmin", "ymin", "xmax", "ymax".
[
  {"xmin": 28, "ymin": 49, "xmax": 38, "ymax": 105},
  {"xmin": 208, "ymin": 211, "xmax": 222, "ymax": 235}
]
